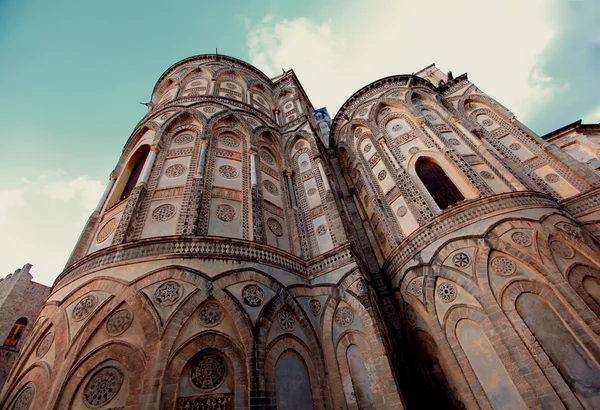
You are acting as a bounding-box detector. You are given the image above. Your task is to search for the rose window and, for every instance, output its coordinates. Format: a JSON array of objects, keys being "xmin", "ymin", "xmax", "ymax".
[
  {"xmin": 73, "ymin": 295, "xmax": 97, "ymax": 321},
  {"xmin": 242, "ymin": 285, "xmax": 264, "ymax": 307},
  {"xmin": 218, "ymin": 165, "xmax": 238, "ymax": 179},
  {"xmin": 452, "ymin": 252, "xmax": 470, "ymax": 268},
  {"xmin": 106, "ymin": 309, "xmax": 133, "ymax": 336},
  {"xmin": 165, "ymin": 164, "xmax": 187, "ymax": 178},
  {"xmin": 83, "ymin": 367, "xmax": 124, "ymax": 408},
  {"xmin": 199, "ymin": 302, "xmax": 224, "ymax": 327},
  {"xmin": 267, "ymin": 218, "xmax": 283, "ymax": 237},
  {"xmin": 278, "ymin": 310, "xmax": 295, "ymax": 331},
  {"xmin": 154, "ymin": 281, "xmax": 182, "ymax": 306},
  {"xmin": 437, "ymin": 282, "xmax": 457, "ymax": 303},
  {"xmin": 216, "ymin": 204, "xmax": 236, "ymax": 222},
  {"xmin": 151, "ymin": 204, "xmax": 176, "ymax": 222},
  {"xmin": 335, "ymin": 307, "xmax": 354, "ymax": 327},
  {"xmin": 490, "ymin": 256, "xmax": 517, "ymax": 276},
  {"xmin": 190, "ymin": 352, "xmax": 228, "ymax": 392}
]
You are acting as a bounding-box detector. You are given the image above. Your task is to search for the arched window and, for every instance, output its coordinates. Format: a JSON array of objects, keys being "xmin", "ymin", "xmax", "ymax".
[
  {"xmin": 120, "ymin": 146, "xmax": 149, "ymax": 201},
  {"xmin": 3, "ymin": 318, "xmax": 27, "ymax": 347},
  {"xmin": 275, "ymin": 350, "xmax": 313, "ymax": 410},
  {"xmin": 415, "ymin": 157, "xmax": 464, "ymax": 210}
]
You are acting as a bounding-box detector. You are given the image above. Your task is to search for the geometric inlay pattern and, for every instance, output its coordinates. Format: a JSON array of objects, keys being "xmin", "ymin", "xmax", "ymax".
[
  {"xmin": 334, "ymin": 307, "xmax": 354, "ymax": 327},
  {"xmin": 218, "ymin": 165, "xmax": 238, "ymax": 179},
  {"xmin": 36, "ymin": 332, "xmax": 54, "ymax": 358},
  {"xmin": 263, "ymin": 180, "xmax": 279, "ymax": 196},
  {"xmin": 308, "ymin": 299, "xmax": 322, "ymax": 316},
  {"xmin": 173, "ymin": 133, "xmax": 194, "ymax": 145},
  {"xmin": 219, "ymin": 135, "xmax": 240, "ymax": 148},
  {"xmin": 199, "ymin": 302, "xmax": 224, "ymax": 327},
  {"xmin": 267, "ymin": 218, "xmax": 283, "ymax": 237},
  {"xmin": 511, "ymin": 231, "xmax": 532, "ymax": 247},
  {"xmin": 278, "ymin": 310, "xmax": 295, "ymax": 331},
  {"xmin": 10, "ymin": 386, "xmax": 34, "ymax": 410},
  {"xmin": 544, "ymin": 173, "xmax": 560, "ymax": 183},
  {"xmin": 437, "ymin": 282, "xmax": 457, "ymax": 303},
  {"xmin": 96, "ymin": 218, "xmax": 118, "ymax": 244},
  {"xmin": 480, "ymin": 171, "xmax": 495, "ymax": 180},
  {"xmin": 165, "ymin": 164, "xmax": 187, "ymax": 178},
  {"xmin": 72, "ymin": 295, "xmax": 98, "ymax": 322},
  {"xmin": 153, "ymin": 281, "xmax": 182, "ymax": 306},
  {"xmin": 242, "ymin": 285, "xmax": 264, "ymax": 307},
  {"xmin": 190, "ymin": 352, "xmax": 227, "ymax": 391},
  {"xmin": 316, "ymin": 225, "xmax": 327, "ymax": 236},
  {"xmin": 407, "ymin": 277, "xmax": 423, "ymax": 296},
  {"xmin": 490, "ymin": 256, "xmax": 517, "ymax": 276},
  {"xmin": 216, "ymin": 204, "xmax": 236, "ymax": 222},
  {"xmin": 83, "ymin": 366, "xmax": 124, "ymax": 409},
  {"xmin": 509, "ymin": 143, "xmax": 521, "ymax": 151},
  {"xmin": 377, "ymin": 170, "xmax": 387, "ymax": 181},
  {"xmin": 106, "ymin": 309, "xmax": 133, "ymax": 336},
  {"xmin": 452, "ymin": 252, "xmax": 470, "ymax": 269},
  {"xmin": 152, "ymin": 204, "xmax": 176, "ymax": 222}
]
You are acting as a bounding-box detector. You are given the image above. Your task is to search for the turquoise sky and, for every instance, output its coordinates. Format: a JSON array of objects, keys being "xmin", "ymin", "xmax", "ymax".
[{"xmin": 1, "ymin": 0, "xmax": 598, "ymax": 285}]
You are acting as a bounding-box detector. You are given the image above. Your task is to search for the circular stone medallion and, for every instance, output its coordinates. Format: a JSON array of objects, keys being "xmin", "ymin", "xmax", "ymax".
[
  {"xmin": 511, "ymin": 231, "xmax": 532, "ymax": 247},
  {"xmin": 509, "ymin": 143, "xmax": 522, "ymax": 151},
  {"xmin": 199, "ymin": 302, "xmax": 224, "ymax": 327},
  {"xmin": 278, "ymin": 310, "xmax": 295, "ymax": 331},
  {"xmin": 152, "ymin": 204, "xmax": 176, "ymax": 222},
  {"xmin": 480, "ymin": 171, "xmax": 495, "ymax": 180},
  {"xmin": 173, "ymin": 133, "xmax": 194, "ymax": 145},
  {"xmin": 242, "ymin": 285, "xmax": 264, "ymax": 307},
  {"xmin": 377, "ymin": 170, "xmax": 387, "ymax": 181},
  {"xmin": 452, "ymin": 252, "xmax": 470, "ymax": 269},
  {"xmin": 409, "ymin": 146, "xmax": 420, "ymax": 155},
  {"xmin": 490, "ymin": 256, "xmax": 517, "ymax": 276},
  {"xmin": 218, "ymin": 165, "xmax": 239, "ymax": 179},
  {"xmin": 73, "ymin": 295, "xmax": 97, "ymax": 322},
  {"xmin": 267, "ymin": 218, "xmax": 283, "ymax": 237},
  {"xmin": 309, "ymin": 299, "xmax": 322, "ymax": 315},
  {"xmin": 83, "ymin": 366, "xmax": 124, "ymax": 409},
  {"xmin": 216, "ymin": 204, "xmax": 236, "ymax": 222},
  {"xmin": 219, "ymin": 135, "xmax": 240, "ymax": 148},
  {"xmin": 481, "ymin": 119, "xmax": 493, "ymax": 127},
  {"xmin": 335, "ymin": 307, "xmax": 354, "ymax": 327},
  {"xmin": 545, "ymin": 173, "xmax": 560, "ymax": 183},
  {"xmin": 190, "ymin": 352, "xmax": 227, "ymax": 391},
  {"xmin": 392, "ymin": 124, "xmax": 403, "ymax": 132},
  {"xmin": 36, "ymin": 332, "xmax": 54, "ymax": 358},
  {"xmin": 164, "ymin": 164, "xmax": 187, "ymax": 178},
  {"xmin": 307, "ymin": 188, "xmax": 317, "ymax": 196},
  {"xmin": 407, "ymin": 278, "xmax": 423, "ymax": 296},
  {"xmin": 437, "ymin": 282, "xmax": 458, "ymax": 303},
  {"xmin": 263, "ymin": 180, "xmax": 279, "ymax": 196},
  {"xmin": 316, "ymin": 225, "xmax": 327, "ymax": 236},
  {"xmin": 154, "ymin": 281, "xmax": 182, "ymax": 306},
  {"xmin": 397, "ymin": 206, "xmax": 408, "ymax": 217},
  {"xmin": 106, "ymin": 309, "xmax": 133, "ymax": 336}
]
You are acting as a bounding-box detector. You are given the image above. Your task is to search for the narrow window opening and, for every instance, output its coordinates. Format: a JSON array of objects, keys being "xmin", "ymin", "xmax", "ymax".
[{"xmin": 416, "ymin": 157, "xmax": 464, "ymax": 210}]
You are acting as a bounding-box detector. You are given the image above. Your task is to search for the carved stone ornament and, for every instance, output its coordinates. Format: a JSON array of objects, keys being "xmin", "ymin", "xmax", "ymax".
[
  {"xmin": 219, "ymin": 135, "xmax": 240, "ymax": 148},
  {"xmin": 448, "ymin": 138, "xmax": 461, "ymax": 146},
  {"xmin": 335, "ymin": 307, "xmax": 354, "ymax": 327},
  {"xmin": 164, "ymin": 164, "xmax": 187, "ymax": 178},
  {"xmin": 259, "ymin": 151, "xmax": 275, "ymax": 165},
  {"xmin": 96, "ymin": 218, "xmax": 118, "ymax": 244},
  {"xmin": 173, "ymin": 133, "xmax": 194, "ymax": 145},
  {"xmin": 437, "ymin": 282, "xmax": 458, "ymax": 303},
  {"xmin": 151, "ymin": 204, "xmax": 176, "ymax": 221},
  {"xmin": 72, "ymin": 295, "xmax": 98, "ymax": 321},
  {"xmin": 480, "ymin": 171, "xmax": 495, "ymax": 180},
  {"xmin": 10, "ymin": 386, "xmax": 34, "ymax": 410},
  {"xmin": 36, "ymin": 331, "xmax": 54, "ymax": 358},
  {"xmin": 106, "ymin": 309, "xmax": 133, "ymax": 336},
  {"xmin": 544, "ymin": 173, "xmax": 560, "ymax": 183},
  {"xmin": 278, "ymin": 310, "xmax": 295, "ymax": 331},
  {"xmin": 509, "ymin": 143, "xmax": 521, "ymax": 151},
  {"xmin": 190, "ymin": 352, "xmax": 227, "ymax": 391},
  {"xmin": 397, "ymin": 206, "xmax": 408, "ymax": 217},
  {"xmin": 316, "ymin": 224, "xmax": 327, "ymax": 236},
  {"xmin": 549, "ymin": 241, "xmax": 575, "ymax": 259},
  {"xmin": 83, "ymin": 366, "xmax": 124, "ymax": 408},
  {"xmin": 392, "ymin": 124, "xmax": 403, "ymax": 132},
  {"xmin": 203, "ymin": 106, "xmax": 216, "ymax": 113},
  {"xmin": 377, "ymin": 170, "xmax": 387, "ymax": 181},
  {"xmin": 263, "ymin": 180, "xmax": 279, "ymax": 196},
  {"xmin": 267, "ymin": 218, "xmax": 283, "ymax": 237},
  {"xmin": 356, "ymin": 280, "xmax": 367, "ymax": 294},
  {"xmin": 242, "ymin": 284, "xmax": 264, "ymax": 307},
  {"xmin": 218, "ymin": 165, "xmax": 239, "ymax": 179},
  {"xmin": 511, "ymin": 231, "xmax": 532, "ymax": 247},
  {"xmin": 307, "ymin": 187, "xmax": 317, "ymax": 196},
  {"xmin": 452, "ymin": 252, "xmax": 471, "ymax": 269},
  {"xmin": 407, "ymin": 277, "xmax": 423, "ymax": 296},
  {"xmin": 364, "ymin": 143, "xmax": 372, "ymax": 153},
  {"xmin": 216, "ymin": 204, "xmax": 236, "ymax": 221},
  {"xmin": 154, "ymin": 281, "xmax": 182, "ymax": 306},
  {"xmin": 301, "ymin": 160, "xmax": 309, "ymax": 168},
  {"xmin": 481, "ymin": 119, "xmax": 493, "ymax": 127},
  {"xmin": 199, "ymin": 302, "xmax": 224, "ymax": 327},
  {"xmin": 409, "ymin": 146, "xmax": 420, "ymax": 155},
  {"xmin": 309, "ymin": 299, "xmax": 322, "ymax": 315},
  {"xmin": 490, "ymin": 256, "xmax": 517, "ymax": 276},
  {"xmin": 425, "ymin": 114, "xmax": 437, "ymax": 121}
]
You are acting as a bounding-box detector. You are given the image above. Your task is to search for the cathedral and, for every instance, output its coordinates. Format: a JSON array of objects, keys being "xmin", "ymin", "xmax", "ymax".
[{"xmin": 1, "ymin": 54, "xmax": 600, "ymax": 410}]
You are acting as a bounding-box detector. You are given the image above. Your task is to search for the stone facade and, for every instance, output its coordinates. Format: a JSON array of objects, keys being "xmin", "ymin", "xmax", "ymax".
[
  {"xmin": 1, "ymin": 55, "xmax": 599, "ymax": 410},
  {"xmin": 0, "ymin": 264, "xmax": 50, "ymax": 393}
]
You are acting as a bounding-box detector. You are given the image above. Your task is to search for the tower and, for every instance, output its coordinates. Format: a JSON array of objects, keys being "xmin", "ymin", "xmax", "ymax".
[{"xmin": 1, "ymin": 55, "xmax": 600, "ymax": 410}]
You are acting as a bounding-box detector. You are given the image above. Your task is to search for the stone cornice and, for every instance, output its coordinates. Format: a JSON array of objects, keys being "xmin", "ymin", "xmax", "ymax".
[
  {"xmin": 383, "ymin": 192, "xmax": 561, "ymax": 275},
  {"xmin": 53, "ymin": 236, "xmax": 353, "ymax": 290}
]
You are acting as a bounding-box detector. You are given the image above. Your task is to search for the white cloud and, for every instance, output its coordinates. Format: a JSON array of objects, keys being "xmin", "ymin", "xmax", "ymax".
[
  {"xmin": 0, "ymin": 173, "xmax": 105, "ymax": 286},
  {"xmin": 247, "ymin": 0, "xmax": 556, "ymax": 122}
]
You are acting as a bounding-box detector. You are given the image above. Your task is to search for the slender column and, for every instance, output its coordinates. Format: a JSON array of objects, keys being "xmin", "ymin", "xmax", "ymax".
[
  {"xmin": 286, "ymin": 170, "xmax": 297, "ymax": 207},
  {"xmin": 138, "ymin": 146, "xmax": 159, "ymax": 185},
  {"xmin": 197, "ymin": 142, "xmax": 207, "ymax": 177},
  {"xmin": 250, "ymin": 152, "xmax": 257, "ymax": 187},
  {"xmin": 246, "ymin": 90, "xmax": 252, "ymax": 105},
  {"xmin": 274, "ymin": 109, "xmax": 280, "ymax": 125},
  {"xmin": 360, "ymin": 168, "xmax": 375, "ymax": 196},
  {"xmin": 379, "ymin": 139, "xmax": 400, "ymax": 170},
  {"xmin": 97, "ymin": 171, "xmax": 118, "ymax": 212},
  {"xmin": 209, "ymin": 79, "xmax": 216, "ymax": 95},
  {"xmin": 317, "ymin": 160, "xmax": 331, "ymax": 193}
]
